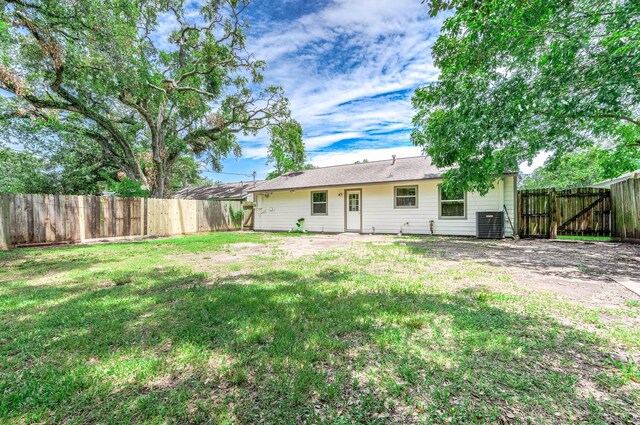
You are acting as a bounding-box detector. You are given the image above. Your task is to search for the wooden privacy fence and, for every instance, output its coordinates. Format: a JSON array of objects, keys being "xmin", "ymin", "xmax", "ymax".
[
  {"xmin": 518, "ymin": 188, "xmax": 611, "ymax": 238},
  {"xmin": 611, "ymin": 177, "xmax": 640, "ymax": 244},
  {"xmin": 0, "ymin": 194, "xmax": 246, "ymax": 250}
]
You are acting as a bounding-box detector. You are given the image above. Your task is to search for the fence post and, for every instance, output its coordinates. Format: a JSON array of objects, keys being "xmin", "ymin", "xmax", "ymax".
[
  {"xmin": 549, "ymin": 189, "xmax": 558, "ymax": 239},
  {"xmin": 517, "ymin": 191, "xmax": 522, "ymax": 236},
  {"xmin": 143, "ymin": 197, "xmax": 148, "ymax": 236},
  {"xmin": 140, "ymin": 197, "xmax": 146, "ymax": 237},
  {"xmin": 0, "ymin": 194, "xmax": 11, "ymax": 251},
  {"xmin": 78, "ymin": 196, "xmax": 87, "ymax": 243},
  {"xmin": 241, "ymin": 202, "xmax": 245, "ymax": 231}
]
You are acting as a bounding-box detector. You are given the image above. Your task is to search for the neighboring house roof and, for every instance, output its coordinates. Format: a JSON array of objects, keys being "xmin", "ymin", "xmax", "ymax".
[
  {"xmin": 591, "ymin": 169, "xmax": 640, "ymax": 188},
  {"xmin": 250, "ymin": 156, "xmax": 462, "ymax": 192},
  {"xmin": 173, "ymin": 180, "xmax": 263, "ymax": 200}
]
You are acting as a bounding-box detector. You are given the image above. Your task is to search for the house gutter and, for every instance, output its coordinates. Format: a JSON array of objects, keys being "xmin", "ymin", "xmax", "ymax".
[{"xmin": 248, "ymin": 173, "xmax": 519, "ymax": 194}]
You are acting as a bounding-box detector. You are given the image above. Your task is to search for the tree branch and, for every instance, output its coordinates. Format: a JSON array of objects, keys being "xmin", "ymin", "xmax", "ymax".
[
  {"xmin": 596, "ymin": 114, "xmax": 640, "ymax": 127},
  {"xmin": 119, "ymin": 93, "xmax": 158, "ymax": 141},
  {"xmin": 174, "ymin": 86, "xmax": 217, "ymax": 97},
  {"xmin": 12, "ymin": 14, "xmax": 147, "ymax": 184}
]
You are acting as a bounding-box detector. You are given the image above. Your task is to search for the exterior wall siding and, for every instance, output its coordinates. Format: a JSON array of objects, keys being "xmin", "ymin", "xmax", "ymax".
[{"xmin": 253, "ymin": 176, "xmax": 517, "ymax": 236}]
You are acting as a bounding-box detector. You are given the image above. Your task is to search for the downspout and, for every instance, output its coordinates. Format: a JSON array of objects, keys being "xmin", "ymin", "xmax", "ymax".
[
  {"xmin": 497, "ymin": 178, "xmax": 505, "ymax": 236},
  {"xmin": 498, "ymin": 178, "xmax": 504, "ymax": 212}
]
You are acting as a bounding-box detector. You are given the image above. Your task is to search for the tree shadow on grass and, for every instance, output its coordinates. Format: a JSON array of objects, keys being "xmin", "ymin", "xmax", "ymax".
[
  {"xmin": 1, "ymin": 267, "xmax": 637, "ymax": 424},
  {"xmin": 0, "ymin": 253, "xmax": 108, "ymax": 285},
  {"xmin": 0, "ymin": 231, "xmax": 270, "ymax": 287}
]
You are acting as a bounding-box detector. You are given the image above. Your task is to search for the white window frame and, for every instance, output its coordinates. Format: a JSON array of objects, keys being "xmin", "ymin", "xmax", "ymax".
[
  {"xmin": 438, "ymin": 185, "xmax": 466, "ymax": 219},
  {"xmin": 394, "ymin": 185, "xmax": 418, "ymax": 209},
  {"xmin": 311, "ymin": 191, "xmax": 328, "ymax": 215}
]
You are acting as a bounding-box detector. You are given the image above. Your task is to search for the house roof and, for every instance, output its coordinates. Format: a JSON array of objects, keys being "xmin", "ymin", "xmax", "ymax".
[
  {"xmin": 591, "ymin": 169, "xmax": 640, "ymax": 188},
  {"xmin": 173, "ymin": 180, "xmax": 263, "ymax": 200},
  {"xmin": 250, "ymin": 156, "xmax": 454, "ymax": 192}
]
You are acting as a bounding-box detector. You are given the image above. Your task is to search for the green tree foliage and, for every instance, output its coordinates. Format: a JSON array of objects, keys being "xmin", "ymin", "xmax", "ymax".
[
  {"xmin": 0, "ymin": 147, "xmax": 55, "ymax": 193},
  {"xmin": 266, "ymin": 163, "xmax": 315, "ymax": 180},
  {"xmin": 266, "ymin": 119, "xmax": 310, "ymax": 179},
  {"xmin": 521, "ymin": 145, "xmax": 640, "ymax": 190},
  {"xmin": 413, "ymin": 0, "xmax": 640, "ymax": 194},
  {"xmin": 167, "ymin": 156, "xmax": 214, "ymax": 192},
  {"xmin": 0, "ymin": 0, "xmax": 290, "ymax": 198},
  {"xmin": 29, "ymin": 131, "xmax": 122, "ymax": 195},
  {"xmin": 100, "ymin": 173, "xmax": 151, "ymax": 198},
  {"xmin": 0, "ymin": 142, "xmax": 206, "ymax": 195}
]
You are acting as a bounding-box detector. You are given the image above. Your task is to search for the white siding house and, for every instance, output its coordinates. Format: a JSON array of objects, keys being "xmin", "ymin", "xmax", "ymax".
[{"xmin": 250, "ymin": 156, "xmax": 517, "ymax": 237}]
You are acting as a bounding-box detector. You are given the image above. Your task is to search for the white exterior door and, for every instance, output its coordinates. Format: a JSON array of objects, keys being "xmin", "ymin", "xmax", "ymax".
[{"xmin": 346, "ymin": 190, "xmax": 361, "ymax": 232}]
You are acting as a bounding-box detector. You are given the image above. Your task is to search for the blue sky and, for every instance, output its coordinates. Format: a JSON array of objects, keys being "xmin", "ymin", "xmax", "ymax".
[{"xmin": 210, "ymin": 0, "xmax": 446, "ymax": 182}]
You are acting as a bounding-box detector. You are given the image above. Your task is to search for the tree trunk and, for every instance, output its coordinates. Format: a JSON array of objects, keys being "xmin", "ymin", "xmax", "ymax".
[
  {"xmin": 152, "ymin": 164, "xmax": 166, "ymax": 198},
  {"xmin": 150, "ymin": 139, "xmax": 166, "ymax": 198},
  {"xmin": 151, "ymin": 109, "xmax": 167, "ymax": 199}
]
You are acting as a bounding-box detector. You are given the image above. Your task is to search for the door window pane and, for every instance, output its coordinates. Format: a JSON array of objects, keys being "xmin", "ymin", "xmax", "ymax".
[{"xmin": 348, "ymin": 193, "xmax": 359, "ymax": 211}]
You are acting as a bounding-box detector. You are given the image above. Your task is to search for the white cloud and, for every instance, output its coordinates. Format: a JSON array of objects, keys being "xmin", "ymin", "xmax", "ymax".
[
  {"xmin": 242, "ymin": 145, "xmax": 269, "ymax": 159},
  {"xmin": 238, "ymin": 0, "xmax": 443, "ymax": 158},
  {"xmin": 310, "ymin": 146, "xmax": 423, "ymax": 167},
  {"xmin": 304, "ymin": 132, "xmax": 365, "ymax": 150}
]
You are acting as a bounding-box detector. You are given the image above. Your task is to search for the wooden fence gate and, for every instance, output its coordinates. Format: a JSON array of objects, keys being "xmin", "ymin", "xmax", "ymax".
[
  {"xmin": 518, "ymin": 188, "xmax": 611, "ymax": 238},
  {"xmin": 241, "ymin": 203, "xmax": 254, "ymax": 230}
]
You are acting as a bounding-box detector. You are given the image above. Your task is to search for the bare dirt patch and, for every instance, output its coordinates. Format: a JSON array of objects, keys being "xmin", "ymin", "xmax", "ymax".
[
  {"xmin": 170, "ymin": 242, "xmax": 274, "ymax": 267},
  {"xmin": 252, "ymin": 233, "xmax": 640, "ymax": 310},
  {"xmin": 172, "ymin": 232, "xmax": 640, "ymax": 309},
  {"xmin": 270, "ymin": 233, "xmax": 640, "ymax": 309},
  {"xmin": 276, "ymin": 233, "xmax": 390, "ymax": 258},
  {"xmin": 171, "ymin": 233, "xmax": 390, "ymax": 272},
  {"xmin": 400, "ymin": 236, "xmax": 640, "ymax": 308}
]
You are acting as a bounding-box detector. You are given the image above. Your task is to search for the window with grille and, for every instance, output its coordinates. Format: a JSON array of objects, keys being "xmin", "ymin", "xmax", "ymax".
[
  {"xmin": 394, "ymin": 186, "xmax": 417, "ymax": 208},
  {"xmin": 311, "ymin": 191, "xmax": 328, "ymax": 215},
  {"xmin": 439, "ymin": 186, "xmax": 466, "ymax": 218}
]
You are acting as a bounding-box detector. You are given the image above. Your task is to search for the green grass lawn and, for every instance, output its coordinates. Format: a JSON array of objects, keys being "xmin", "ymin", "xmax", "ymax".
[
  {"xmin": 556, "ymin": 235, "xmax": 612, "ymax": 242},
  {"xmin": 1, "ymin": 233, "xmax": 638, "ymax": 424}
]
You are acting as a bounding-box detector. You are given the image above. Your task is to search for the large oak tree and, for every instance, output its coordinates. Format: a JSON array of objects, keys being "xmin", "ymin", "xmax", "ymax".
[
  {"xmin": 0, "ymin": 0, "xmax": 290, "ymax": 197},
  {"xmin": 413, "ymin": 0, "xmax": 639, "ymax": 193}
]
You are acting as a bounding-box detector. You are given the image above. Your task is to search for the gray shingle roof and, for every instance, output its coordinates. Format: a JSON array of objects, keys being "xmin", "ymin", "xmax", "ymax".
[
  {"xmin": 250, "ymin": 156, "xmax": 450, "ymax": 192},
  {"xmin": 591, "ymin": 169, "xmax": 640, "ymax": 188},
  {"xmin": 173, "ymin": 180, "xmax": 264, "ymax": 200}
]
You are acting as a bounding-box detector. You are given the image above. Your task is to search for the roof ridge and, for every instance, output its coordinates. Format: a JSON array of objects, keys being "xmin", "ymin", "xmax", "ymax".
[
  {"xmin": 287, "ymin": 155, "xmax": 427, "ymax": 173},
  {"xmin": 175, "ymin": 180, "xmax": 261, "ymax": 191},
  {"xmin": 250, "ymin": 155, "xmax": 443, "ymax": 192}
]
